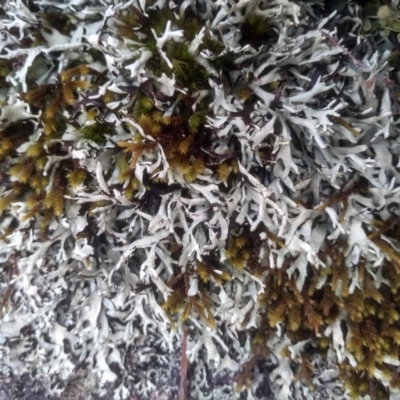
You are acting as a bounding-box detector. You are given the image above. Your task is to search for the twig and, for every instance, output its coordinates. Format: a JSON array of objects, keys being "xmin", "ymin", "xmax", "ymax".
[
  {"xmin": 178, "ymin": 328, "xmax": 189, "ymax": 400},
  {"xmin": 323, "ymin": 32, "xmax": 400, "ymax": 91}
]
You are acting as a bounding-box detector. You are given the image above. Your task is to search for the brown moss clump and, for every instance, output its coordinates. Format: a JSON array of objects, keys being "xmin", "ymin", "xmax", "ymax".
[
  {"xmin": 21, "ymin": 65, "xmax": 101, "ymax": 134},
  {"xmin": 236, "ymin": 228, "xmax": 400, "ymax": 399},
  {"xmin": 163, "ymin": 268, "xmax": 216, "ymax": 330}
]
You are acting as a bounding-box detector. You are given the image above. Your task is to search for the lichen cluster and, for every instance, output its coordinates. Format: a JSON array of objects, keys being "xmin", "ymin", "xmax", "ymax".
[{"xmin": 1, "ymin": 0, "xmax": 400, "ymax": 399}]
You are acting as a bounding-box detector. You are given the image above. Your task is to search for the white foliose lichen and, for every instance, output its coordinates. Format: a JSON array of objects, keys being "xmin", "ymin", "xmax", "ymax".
[{"xmin": 1, "ymin": 1, "xmax": 400, "ymax": 399}]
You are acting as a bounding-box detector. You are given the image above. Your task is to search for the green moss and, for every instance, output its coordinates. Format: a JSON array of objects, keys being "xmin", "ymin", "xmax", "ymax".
[
  {"xmin": 240, "ymin": 14, "xmax": 275, "ymax": 46},
  {"xmin": 117, "ymin": 7, "xmax": 212, "ymax": 89},
  {"xmin": 167, "ymin": 42, "xmax": 209, "ymax": 92},
  {"xmin": 132, "ymin": 93, "xmax": 155, "ymax": 119},
  {"xmin": 39, "ymin": 10, "xmax": 76, "ymax": 36},
  {"xmin": 189, "ymin": 113, "xmax": 203, "ymax": 133},
  {"xmin": 148, "ymin": 8, "xmax": 176, "ymax": 35},
  {"xmin": 211, "ymin": 51, "xmax": 236, "ymax": 73},
  {"xmin": 364, "ymin": 0, "xmax": 381, "ymax": 18},
  {"xmin": 117, "ymin": 7, "xmax": 174, "ymax": 43},
  {"xmin": 51, "ymin": 116, "xmax": 67, "ymax": 138},
  {"xmin": 0, "ymin": 60, "xmax": 11, "ymax": 88},
  {"xmin": 67, "ymin": 169, "xmax": 88, "ymax": 189},
  {"xmin": 182, "ymin": 19, "xmax": 202, "ymax": 41},
  {"xmin": 200, "ymin": 36, "xmax": 225, "ymax": 54},
  {"xmin": 80, "ymin": 123, "xmax": 115, "ymax": 145},
  {"xmin": 0, "ymin": 60, "xmax": 11, "ymax": 78}
]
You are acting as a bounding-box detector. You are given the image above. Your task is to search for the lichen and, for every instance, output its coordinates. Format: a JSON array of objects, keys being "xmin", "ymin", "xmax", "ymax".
[{"xmin": 1, "ymin": 1, "xmax": 400, "ymax": 400}]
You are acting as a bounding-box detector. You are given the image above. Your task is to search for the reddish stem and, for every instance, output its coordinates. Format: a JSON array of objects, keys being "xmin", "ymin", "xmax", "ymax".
[{"xmin": 178, "ymin": 328, "xmax": 189, "ymax": 400}]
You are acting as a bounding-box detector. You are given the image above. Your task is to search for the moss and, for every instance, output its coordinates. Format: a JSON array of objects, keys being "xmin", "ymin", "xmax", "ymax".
[
  {"xmin": 247, "ymin": 230, "xmax": 400, "ymax": 399},
  {"xmin": 239, "ymin": 14, "xmax": 276, "ymax": 47},
  {"xmin": 116, "ymin": 7, "xmax": 214, "ymax": 89},
  {"xmin": 168, "ymin": 42, "xmax": 209, "ymax": 91},
  {"xmin": 21, "ymin": 66, "xmax": 96, "ymax": 134},
  {"xmin": 123, "ymin": 89, "xmax": 215, "ymax": 184},
  {"xmin": 40, "ymin": 10, "xmax": 76, "ymax": 36},
  {"xmin": 0, "ymin": 60, "xmax": 11, "ymax": 88},
  {"xmin": 188, "ymin": 113, "xmax": 204, "ymax": 133},
  {"xmin": 80, "ymin": 123, "xmax": 115, "ymax": 145},
  {"xmin": 67, "ymin": 169, "xmax": 88, "ymax": 189},
  {"xmin": 162, "ymin": 269, "xmax": 217, "ymax": 329},
  {"xmin": 125, "ymin": 178, "xmax": 139, "ymax": 200},
  {"xmin": 132, "ymin": 93, "xmax": 155, "ymax": 119}
]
